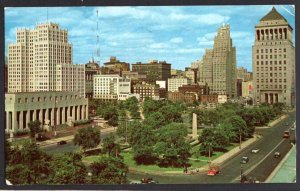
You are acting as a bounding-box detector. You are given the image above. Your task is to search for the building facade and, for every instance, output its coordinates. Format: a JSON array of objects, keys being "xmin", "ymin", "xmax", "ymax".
[
  {"xmin": 168, "ymin": 77, "xmax": 188, "ymax": 92},
  {"xmin": 253, "ymin": 7, "xmax": 295, "ymax": 106},
  {"xmin": 102, "ymin": 56, "xmax": 130, "ymax": 76},
  {"xmin": 242, "ymin": 81, "xmax": 253, "ymax": 98},
  {"xmin": 167, "ymin": 92, "xmax": 197, "ymax": 103},
  {"xmin": 5, "ymin": 91, "xmax": 88, "ymax": 132},
  {"xmin": 85, "ymin": 60, "xmax": 100, "ymax": 98},
  {"xmin": 132, "ymin": 82, "xmax": 160, "ymax": 101},
  {"xmin": 93, "ymin": 75, "xmax": 131, "ymax": 100},
  {"xmin": 199, "ymin": 25, "xmax": 237, "ymax": 98},
  {"xmin": 132, "ymin": 60, "xmax": 171, "ymax": 83},
  {"xmin": 7, "ymin": 22, "xmax": 85, "ymax": 97}
]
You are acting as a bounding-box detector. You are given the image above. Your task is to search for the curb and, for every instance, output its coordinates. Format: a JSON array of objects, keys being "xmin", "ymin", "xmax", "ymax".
[{"xmin": 265, "ymin": 145, "xmax": 295, "ymax": 183}]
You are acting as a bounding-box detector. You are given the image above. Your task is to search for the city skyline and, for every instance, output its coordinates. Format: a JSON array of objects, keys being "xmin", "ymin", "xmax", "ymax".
[{"xmin": 4, "ymin": 5, "xmax": 295, "ymax": 71}]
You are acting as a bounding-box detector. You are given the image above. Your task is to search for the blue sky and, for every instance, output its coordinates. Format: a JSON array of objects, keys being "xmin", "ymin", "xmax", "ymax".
[{"xmin": 4, "ymin": 5, "xmax": 295, "ymax": 71}]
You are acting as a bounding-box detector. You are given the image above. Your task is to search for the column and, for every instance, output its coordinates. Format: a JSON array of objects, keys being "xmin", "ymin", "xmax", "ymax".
[
  {"xmin": 77, "ymin": 106, "xmax": 80, "ymax": 121},
  {"xmin": 6, "ymin": 111, "xmax": 11, "ymax": 132},
  {"xmin": 45, "ymin": 108, "xmax": 49, "ymax": 123},
  {"xmin": 62, "ymin": 107, "xmax": 66, "ymax": 124},
  {"xmin": 39, "ymin": 110, "xmax": 43, "ymax": 125},
  {"xmin": 51, "ymin": 108, "xmax": 54, "ymax": 126},
  {"xmin": 85, "ymin": 105, "xmax": 89, "ymax": 120},
  {"xmin": 81, "ymin": 105, "xmax": 84, "ymax": 121},
  {"xmin": 275, "ymin": 94, "xmax": 279, "ymax": 103},
  {"xmin": 72, "ymin": 106, "xmax": 76, "ymax": 121},
  {"xmin": 33, "ymin": 110, "xmax": 37, "ymax": 121},
  {"xmin": 26, "ymin": 110, "xmax": 30, "ymax": 129},
  {"xmin": 19, "ymin": 111, "xmax": 24, "ymax": 130},
  {"xmin": 57, "ymin": 108, "xmax": 61, "ymax": 125},
  {"xmin": 67, "ymin": 106, "xmax": 70, "ymax": 122},
  {"xmin": 12, "ymin": 111, "xmax": 17, "ymax": 132}
]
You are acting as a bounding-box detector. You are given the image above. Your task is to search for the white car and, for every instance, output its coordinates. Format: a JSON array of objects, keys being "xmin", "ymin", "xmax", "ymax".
[{"xmin": 251, "ymin": 149, "xmax": 260, "ymax": 153}]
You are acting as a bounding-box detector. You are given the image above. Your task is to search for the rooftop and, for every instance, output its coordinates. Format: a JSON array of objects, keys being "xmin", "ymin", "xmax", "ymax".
[{"xmin": 260, "ymin": 7, "xmax": 287, "ymax": 22}]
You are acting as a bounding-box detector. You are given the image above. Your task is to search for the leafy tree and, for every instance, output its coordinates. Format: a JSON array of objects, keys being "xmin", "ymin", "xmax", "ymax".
[
  {"xmin": 90, "ymin": 156, "xmax": 128, "ymax": 184},
  {"xmin": 159, "ymin": 104, "xmax": 183, "ymax": 123},
  {"xmin": 73, "ymin": 126, "xmax": 101, "ymax": 152},
  {"xmin": 102, "ymin": 134, "xmax": 120, "ymax": 157},
  {"xmin": 28, "ymin": 120, "xmax": 42, "ymax": 140},
  {"xmin": 225, "ymin": 115, "xmax": 248, "ymax": 141},
  {"xmin": 130, "ymin": 124, "xmax": 157, "ymax": 164},
  {"xmin": 47, "ymin": 153, "xmax": 87, "ymax": 184},
  {"xmin": 155, "ymin": 123, "xmax": 191, "ymax": 167},
  {"xmin": 6, "ymin": 140, "xmax": 52, "ymax": 184},
  {"xmin": 143, "ymin": 112, "xmax": 165, "ymax": 129}
]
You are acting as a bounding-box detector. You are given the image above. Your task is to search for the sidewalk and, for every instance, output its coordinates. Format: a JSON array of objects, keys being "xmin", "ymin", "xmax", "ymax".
[
  {"xmin": 38, "ymin": 126, "xmax": 116, "ymax": 147},
  {"xmin": 266, "ymin": 145, "xmax": 296, "ymax": 183}
]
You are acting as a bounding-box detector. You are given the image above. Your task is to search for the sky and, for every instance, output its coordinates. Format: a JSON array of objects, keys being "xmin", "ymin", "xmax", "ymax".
[{"xmin": 4, "ymin": 5, "xmax": 295, "ymax": 71}]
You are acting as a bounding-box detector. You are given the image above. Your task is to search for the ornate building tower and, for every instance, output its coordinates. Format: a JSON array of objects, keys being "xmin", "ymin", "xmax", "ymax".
[{"xmin": 253, "ymin": 7, "xmax": 295, "ymax": 106}]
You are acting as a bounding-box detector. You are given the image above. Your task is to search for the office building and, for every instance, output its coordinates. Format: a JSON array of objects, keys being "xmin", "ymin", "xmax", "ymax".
[
  {"xmin": 7, "ymin": 22, "xmax": 85, "ymax": 97},
  {"xmin": 102, "ymin": 56, "xmax": 130, "ymax": 76},
  {"xmin": 199, "ymin": 25, "xmax": 237, "ymax": 98},
  {"xmin": 168, "ymin": 77, "xmax": 188, "ymax": 92},
  {"xmin": 132, "ymin": 60, "xmax": 171, "ymax": 83},
  {"xmin": 85, "ymin": 60, "xmax": 100, "ymax": 98},
  {"xmin": 253, "ymin": 7, "xmax": 295, "ymax": 106}
]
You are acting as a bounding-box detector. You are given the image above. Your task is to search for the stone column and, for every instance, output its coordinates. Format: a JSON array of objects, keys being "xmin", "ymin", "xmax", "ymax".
[
  {"xmin": 192, "ymin": 113, "xmax": 197, "ymax": 139},
  {"xmin": 62, "ymin": 107, "xmax": 66, "ymax": 124},
  {"xmin": 57, "ymin": 107, "xmax": 60, "ymax": 125},
  {"xmin": 12, "ymin": 111, "xmax": 17, "ymax": 132},
  {"xmin": 81, "ymin": 105, "xmax": 84, "ymax": 120},
  {"xmin": 39, "ymin": 110, "xmax": 43, "ymax": 125},
  {"xmin": 72, "ymin": 106, "xmax": 76, "ymax": 121},
  {"xmin": 6, "ymin": 111, "xmax": 11, "ymax": 131},
  {"xmin": 19, "ymin": 111, "xmax": 24, "ymax": 130},
  {"xmin": 85, "ymin": 105, "xmax": 89, "ymax": 120},
  {"xmin": 26, "ymin": 110, "xmax": 30, "ymax": 129},
  {"xmin": 77, "ymin": 106, "xmax": 80, "ymax": 121},
  {"xmin": 33, "ymin": 110, "xmax": 37, "ymax": 121},
  {"xmin": 50, "ymin": 108, "xmax": 54, "ymax": 126},
  {"xmin": 67, "ymin": 106, "xmax": 70, "ymax": 120},
  {"xmin": 45, "ymin": 108, "xmax": 49, "ymax": 122}
]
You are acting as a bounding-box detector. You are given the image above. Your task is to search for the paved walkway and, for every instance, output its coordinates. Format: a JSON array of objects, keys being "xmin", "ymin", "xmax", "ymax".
[{"xmin": 267, "ymin": 145, "xmax": 296, "ymax": 183}]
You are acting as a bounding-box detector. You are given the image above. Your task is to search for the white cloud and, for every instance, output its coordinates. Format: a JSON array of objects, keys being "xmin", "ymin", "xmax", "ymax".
[
  {"xmin": 149, "ymin": 43, "xmax": 169, "ymax": 49},
  {"xmin": 170, "ymin": 37, "xmax": 183, "ymax": 43},
  {"xmin": 169, "ymin": 12, "xmax": 230, "ymax": 25},
  {"xmin": 175, "ymin": 48, "xmax": 204, "ymax": 54}
]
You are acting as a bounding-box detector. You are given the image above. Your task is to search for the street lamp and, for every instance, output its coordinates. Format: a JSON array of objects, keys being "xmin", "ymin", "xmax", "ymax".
[
  {"xmin": 208, "ymin": 142, "xmax": 212, "ymax": 166},
  {"xmin": 240, "ymin": 164, "xmax": 243, "ymax": 183},
  {"xmin": 239, "ymin": 127, "xmax": 242, "ymax": 149}
]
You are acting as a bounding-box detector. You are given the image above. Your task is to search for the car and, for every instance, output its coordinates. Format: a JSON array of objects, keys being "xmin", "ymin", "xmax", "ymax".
[
  {"xmin": 240, "ymin": 156, "xmax": 249, "ymax": 164},
  {"xmin": 251, "ymin": 149, "xmax": 260, "ymax": 153},
  {"xmin": 130, "ymin": 180, "xmax": 142, "ymax": 184},
  {"xmin": 141, "ymin": 177, "xmax": 158, "ymax": 184},
  {"xmin": 207, "ymin": 165, "xmax": 220, "ymax": 176},
  {"xmin": 274, "ymin": 152, "xmax": 281, "ymax": 158},
  {"xmin": 283, "ymin": 131, "xmax": 290, "ymax": 138},
  {"xmin": 57, "ymin": 140, "xmax": 67, "ymax": 145}
]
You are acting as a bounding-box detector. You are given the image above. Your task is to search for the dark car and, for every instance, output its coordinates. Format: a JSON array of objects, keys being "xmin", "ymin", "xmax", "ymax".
[
  {"xmin": 240, "ymin": 157, "xmax": 249, "ymax": 164},
  {"xmin": 57, "ymin": 140, "xmax": 67, "ymax": 145}
]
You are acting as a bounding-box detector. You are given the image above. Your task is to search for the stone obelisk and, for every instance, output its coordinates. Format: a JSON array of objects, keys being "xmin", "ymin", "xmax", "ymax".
[{"xmin": 192, "ymin": 113, "xmax": 197, "ymax": 139}]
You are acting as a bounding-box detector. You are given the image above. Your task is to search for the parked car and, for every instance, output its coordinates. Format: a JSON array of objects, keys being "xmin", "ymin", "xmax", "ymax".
[
  {"xmin": 57, "ymin": 140, "xmax": 67, "ymax": 145},
  {"xmin": 130, "ymin": 180, "xmax": 142, "ymax": 184},
  {"xmin": 141, "ymin": 177, "xmax": 158, "ymax": 184},
  {"xmin": 274, "ymin": 152, "xmax": 281, "ymax": 158},
  {"xmin": 251, "ymin": 149, "xmax": 260, "ymax": 153},
  {"xmin": 240, "ymin": 157, "xmax": 249, "ymax": 164}
]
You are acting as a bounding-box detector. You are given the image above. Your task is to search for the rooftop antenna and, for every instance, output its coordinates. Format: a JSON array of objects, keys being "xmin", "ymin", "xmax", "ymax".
[
  {"xmin": 96, "ymin": 9, "xmax": 101, "ymax": 73},
  {"xmin": 47, "ymin": 8, "xmax": 48, "ymax": 22}
]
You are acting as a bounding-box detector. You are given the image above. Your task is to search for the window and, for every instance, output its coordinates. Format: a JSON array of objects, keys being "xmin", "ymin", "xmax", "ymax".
[
  {"xmin": 31, "ymin": 97, "xmax": 34, "ymax": 102},
  {"xmin": 18, "ymin": 98, "xmax": 21, "ymax": 103}
]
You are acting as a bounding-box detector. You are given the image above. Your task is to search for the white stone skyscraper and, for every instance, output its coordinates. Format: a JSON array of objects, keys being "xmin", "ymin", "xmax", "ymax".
[
  {"xmin": 253, "ymin": 7, "xmax": 295, "ymax": 106},
  {"xmin": 199, "ymin": 24, "xmax": 237, "ymax": 98},
  {"xmin": 7, "ymin": 22, "xmax": 85, "ymax": 97}
]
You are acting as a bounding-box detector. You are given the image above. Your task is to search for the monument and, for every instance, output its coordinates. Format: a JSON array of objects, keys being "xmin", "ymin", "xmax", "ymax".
[{"xmin": 192, "ymin": 113, "xmax": 198, "ymax": 139}]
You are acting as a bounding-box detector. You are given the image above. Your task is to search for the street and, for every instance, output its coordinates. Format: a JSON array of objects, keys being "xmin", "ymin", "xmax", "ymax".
[{"xmin": 127, "ymin": 111, "xmax": 296, "ymax": 184}]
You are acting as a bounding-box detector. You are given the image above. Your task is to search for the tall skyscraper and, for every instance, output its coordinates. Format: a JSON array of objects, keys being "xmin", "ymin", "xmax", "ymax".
[
  {"xmin": 7, "ymin": 22, "xmax": 85, "ymax": 97},
  {"xmin": 253, "ymin": 7, "xmax": 295, "ymax": 106},
  {"xmin": 199, "ymin": 25, "xmax": 237, "ymax": 98}
]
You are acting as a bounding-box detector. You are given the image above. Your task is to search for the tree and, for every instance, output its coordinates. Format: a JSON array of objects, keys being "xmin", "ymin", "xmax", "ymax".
[
  {"xmin": 28, "ymin": 120, "xmax": 42, "ymax": 140},
  {"xmin": 155, "ymin": 123, "xmax": 191, "ymax": 167},
  {"xmin": 143, "ymin": 112, "xmax": 165, "ymax": 129},
  {"xmin": 130, "ymin": 124, "xmax": 157, "ymax": 164},
  {"xmin": 89, "ymin": 156, "xmax": 128, "ymax": 184},
  {"xmin": 6, "ymin": 140, "xmax": 52, "ymax": 184},
  {"xmin": 73, "ymin": 126, "xmax": 101, "ymax": 152},
  {"xmin": 102, "ymin": 134, "xmax": 120, "ymax": 157},
  {"xmin": 47, "ymin": 153, "xmax": 87, "ymax": 184},
  {"xmin": 225, "ymin": 115, "xmax": 248, "ymax": 141}
]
